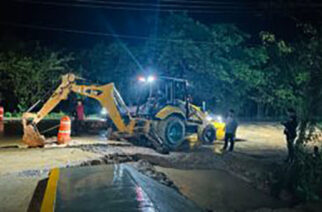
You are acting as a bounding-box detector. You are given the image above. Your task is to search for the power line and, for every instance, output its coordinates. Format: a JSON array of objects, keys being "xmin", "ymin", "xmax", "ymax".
[
  {"xmin": 160, "ymin": 0, "xmax": 256, "ymax": 4},
  {"xmin": 11, "ymin": 0, "xmax": 322, "ymax": 15},
  {"xmin": 73, "ymin": 0, "xmax": 255, "ymax": 9},
  {"xmin": 72, "ymin": 0, "xmax": 322, "ymax": 9},
  {"xmin": 1, "ymin": 21, "xmax": 216, "ymax": 44},
  {"xmin": 13, "ymin": 0, "xmax": 262, "ymax": 14},
  {"xmin": 161, "ymin": 0, "xmax": 322, "ymax": 7},
  {"xmin": 74, "ymin": 0, "xmax": 322, "ymax": 9},
  {"xmin": 81, "ymin": 0, "xmax": 256, "ymax": 6},
  {"xmin": 15, "ymin": 0, "xmax": 321, "ymax": 15}
]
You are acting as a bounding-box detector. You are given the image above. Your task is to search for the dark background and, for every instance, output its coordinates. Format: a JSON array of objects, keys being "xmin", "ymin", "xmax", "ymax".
[
  {"xmin": 1, "ymin": 0, "xmax": 321, "ymax": 49},
  {"xmin": 0, "ymin": 0, "xmax": 321, "ymax": 117}
]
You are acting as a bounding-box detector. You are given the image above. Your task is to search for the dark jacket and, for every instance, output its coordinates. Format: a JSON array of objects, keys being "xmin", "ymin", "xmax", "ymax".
[
  {"xmin": 225, "ymin": 116, "xmax": 238, "ymax": 135},
  {"xmin": 282, "ymin": 116, "xmax": 298, "ymax": 139}
]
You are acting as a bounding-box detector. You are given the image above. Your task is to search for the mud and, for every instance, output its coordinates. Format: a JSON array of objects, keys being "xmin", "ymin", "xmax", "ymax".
[
  {"xmin": 132, "ymin": 160, "xmax": 180, "ymax": 192},
  {"xmin": 156, "ymin": 167, "xmax": 287, "ymax": 212}
]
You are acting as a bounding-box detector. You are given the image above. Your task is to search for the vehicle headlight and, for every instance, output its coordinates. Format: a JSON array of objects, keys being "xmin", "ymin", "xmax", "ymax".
[
  {"xmin": 216, "ymin": 115, "xmax": 223, "ymax": 123},
  {"xmin": 101, "ymin": 108, "xmax": 108, "ymax": 115},
  {"xmin": 206, "ymin": 115, "xmax": 214, "ymax": 121},
  {"xmin": 206, "ymin": 114, "xmax": 223, "ymax": 123}
]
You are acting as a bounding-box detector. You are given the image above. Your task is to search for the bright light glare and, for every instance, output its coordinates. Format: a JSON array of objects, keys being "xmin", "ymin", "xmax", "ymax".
[
  {"xmin": 101, "ymin": 108, "xmax": 108, "ymax": 115},
  {"xmin": 206, "ymin": 115, "xmax": 213, "ymax": 121},
  {"xmin": 206, "ymin": 114, "xmax": 223, "ymax": 122},
  {"xmin": 147, "ymin": 75, "xmax": 155, "ymax": 83},
  {"xmin": 138, "ymin": 75, "xmax": 155, "ymax": 83},
  {"xmin": 138, "ymin": 76, "xmax": 146, "ymax": 82}
]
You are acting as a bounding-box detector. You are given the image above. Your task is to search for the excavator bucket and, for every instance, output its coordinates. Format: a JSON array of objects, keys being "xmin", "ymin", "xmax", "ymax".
[{"xmin": 22, "ymin": 121, "xmax": 46, "ymax": 147}]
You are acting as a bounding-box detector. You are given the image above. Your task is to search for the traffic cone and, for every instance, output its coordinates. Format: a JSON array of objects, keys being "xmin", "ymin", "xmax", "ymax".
[{"xmin": 57, "ymin": 116, "xmax": 71, "ymax": 144}]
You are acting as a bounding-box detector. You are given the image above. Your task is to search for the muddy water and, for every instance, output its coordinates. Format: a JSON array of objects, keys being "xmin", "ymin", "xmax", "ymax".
[{"xmin": 156, "ymin": 167, "xmax": 286, "ymax": 212}]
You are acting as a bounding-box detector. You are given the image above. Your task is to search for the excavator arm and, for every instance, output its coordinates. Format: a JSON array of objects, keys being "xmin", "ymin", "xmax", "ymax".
[
  {"xmin": 22, "ymin": 73, "xmax": 135, "ymax": 146},
  {"xmin": 70, "ymin": 84, "xmax": 135, "ymax": 133},
  {"xmin": 23, "ymin": 74, "xmax": 76, "ymax": 125}
]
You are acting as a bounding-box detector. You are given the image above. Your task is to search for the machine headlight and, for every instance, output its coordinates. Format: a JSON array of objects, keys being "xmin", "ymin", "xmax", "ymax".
[
  {"xmin": 138, "ymin": 76, "xmax": 146, "ymax": 82},
  {"xmin": 206, "ymin": 114, "xmax": 223, "ymax": 123},
  {"xmin": 206, "ymin": 115, "xmax": 214, "ymax": 121},
  {"xmin": 216, "ymin": 115, "xmax": 223, "ymax": 123},
  {"xmin": 138, "ymin": 75, "xmax": 156, "ymax": 83},
  {"xmin": 147, "ymin": 75, "xmax": 155, "ymax": 83},
  {"xmin": 101, "ymin": 108, "xmax": 108, "ymax": 115}
]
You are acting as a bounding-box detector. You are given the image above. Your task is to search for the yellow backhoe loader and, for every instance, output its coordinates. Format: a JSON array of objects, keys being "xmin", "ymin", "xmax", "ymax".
[
  {"xmin": 22, "ymin": 74, "xmax": 224, "ymax": 153},
  {"xmin": 134, "ymin": 75, "xmax": 225, "ymax": 149}
]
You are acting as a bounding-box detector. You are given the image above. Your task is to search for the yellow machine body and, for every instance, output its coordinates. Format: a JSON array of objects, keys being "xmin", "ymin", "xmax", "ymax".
[
  {"xmin": 155, "ymin": 106, "xmax": 185, "ymax": 120},
  {"xmin": 212, "ymin": 122, "xmax": 225, "ymax": 140}
]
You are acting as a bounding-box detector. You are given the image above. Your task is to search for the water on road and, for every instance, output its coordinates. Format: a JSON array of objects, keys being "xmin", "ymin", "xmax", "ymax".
[{"xmin": 156, "ymin": 167, "xmax": 287, "ymax": 211}]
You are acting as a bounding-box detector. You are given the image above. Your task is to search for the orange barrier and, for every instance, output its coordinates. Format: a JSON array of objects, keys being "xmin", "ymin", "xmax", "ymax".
[
  {"xmin": 0, "ymin": 106, "xmax": 3, "ymax": 121},
  {"xmin": 57, "ymin": 116, "xmax": 71, "ymax": 144}
]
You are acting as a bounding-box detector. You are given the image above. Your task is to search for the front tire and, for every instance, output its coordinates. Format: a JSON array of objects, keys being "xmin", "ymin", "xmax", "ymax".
[
  {"xmin": 199, "ymin": 124, "xmax": 216, "ymax": 144},
  {"xmin": 157, "ymin": 116, "xmax": 186, "ymax": 151}
]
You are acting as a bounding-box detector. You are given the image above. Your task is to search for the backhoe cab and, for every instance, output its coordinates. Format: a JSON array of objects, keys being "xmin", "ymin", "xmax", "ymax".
[{"xmin": 135, "ymin": 76, "xmax": 225, "ymax": 150}]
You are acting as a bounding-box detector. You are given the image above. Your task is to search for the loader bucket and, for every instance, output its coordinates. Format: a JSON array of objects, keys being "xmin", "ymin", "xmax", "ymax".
[{"xmin": 22, "ymin": 124, "xmax": 46, "ymax": 147}]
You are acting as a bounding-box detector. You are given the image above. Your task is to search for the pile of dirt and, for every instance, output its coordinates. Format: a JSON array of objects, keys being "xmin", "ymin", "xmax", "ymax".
[
  {"xmin": 78, "ymin": 153, "xmax": 139, "ymax": 166},
  {"xmin": 132, "ymin": 160, "xmax": 180, "ymax": 192}
]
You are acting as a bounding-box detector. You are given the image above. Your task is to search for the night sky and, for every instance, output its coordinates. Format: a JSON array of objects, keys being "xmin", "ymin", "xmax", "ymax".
[{"xmin": 1, "ymin": 0, "xmax": 321, "ymax": 49}]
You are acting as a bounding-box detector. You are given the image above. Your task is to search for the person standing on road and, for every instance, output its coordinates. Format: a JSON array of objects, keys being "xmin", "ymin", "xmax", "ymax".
[
  {"xmin": 223, "ymin": 109, "xmax": 238, "ymax": 152},
  {"xmin": 281, "ymin": 108, "xmax": 298, "ymax": 162},
  {"xmin": 73, "ymin": 100, "xmax": 85, "ymax": 135}
]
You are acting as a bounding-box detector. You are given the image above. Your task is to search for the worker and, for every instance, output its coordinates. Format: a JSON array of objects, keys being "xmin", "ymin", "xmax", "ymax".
[
  {"xmin": 281, "ymin": 108, "xmax": 298, "ymax": 162},
  {"xmin": 73, "ymin": 100, "xmax": 85, "ymax": 135},
  {"xmin": 223, "ymin": 109, "xmax": 238, "ymax": 152},
  {"xmin": 155, "ymin": 89, "xmax": 166, "ymax": 111}
]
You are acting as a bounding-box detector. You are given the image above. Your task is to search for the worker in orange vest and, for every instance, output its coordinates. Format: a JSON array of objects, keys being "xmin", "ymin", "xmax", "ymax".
[{"xmin": 73, "ymin": 100, "xmax": 85, "ymax": 135}]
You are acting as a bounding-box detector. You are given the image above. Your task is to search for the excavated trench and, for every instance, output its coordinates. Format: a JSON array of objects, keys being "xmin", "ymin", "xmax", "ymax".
[
  {"xmin": 17, "ymin": 143, "xmax": 287, "ymax": 212},
  {"xmin": 25, "ymin": 155, "xmax": 290, "ymax": 212}
]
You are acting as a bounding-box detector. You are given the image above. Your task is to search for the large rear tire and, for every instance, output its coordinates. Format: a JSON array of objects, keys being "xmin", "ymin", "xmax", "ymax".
[{"xmin": 157, "ymin": 116, "xmax": 186, "ymax": 151}]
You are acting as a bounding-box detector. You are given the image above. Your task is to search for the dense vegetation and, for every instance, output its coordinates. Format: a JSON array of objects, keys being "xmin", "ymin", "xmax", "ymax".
[{"xmin": 1, "ymin": 14, "xmax": 321, "ymax": 119}]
